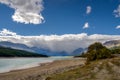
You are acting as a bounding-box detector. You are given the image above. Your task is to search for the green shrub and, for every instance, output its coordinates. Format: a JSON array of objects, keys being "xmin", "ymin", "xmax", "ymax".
[
  {"xmin": 111, "ymin": 48, "xmax": 120, "ymax": 54},
  {"xmin": 86, "ymin": 42, "xmax": 112, "ymax": 62}
]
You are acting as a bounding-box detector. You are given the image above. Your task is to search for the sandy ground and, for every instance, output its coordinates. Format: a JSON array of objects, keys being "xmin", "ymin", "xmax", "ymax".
[{"xmin": 0, "ymin": 58, "xmax": 86, "ymax": 80}]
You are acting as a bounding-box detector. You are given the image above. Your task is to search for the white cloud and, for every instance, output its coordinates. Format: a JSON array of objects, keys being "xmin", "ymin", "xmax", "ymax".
[
  {"xmin": 0, "ymin": 29, "xmax": 120, "ymax": 53},
  {"xmin": 116, "ymin": 25, "xmax": 120, "ymax": 29},
  {"xmin": 86, "ymin": 6, "xmax": 92, "ymax": 14},
  {"xmin": 0, "ymin": 28, "xmax": 17, "ymax": 36},
  {"xmin": 114, "ymin": 5, "xmax": 120, "ymax": 17},
  {"xmin": 0, "ymin": 0, "xmax": 44, "ymax": 24},
  {"xmin": 83, "ymin": 22, "xmax": 89, "ymax": 29}
]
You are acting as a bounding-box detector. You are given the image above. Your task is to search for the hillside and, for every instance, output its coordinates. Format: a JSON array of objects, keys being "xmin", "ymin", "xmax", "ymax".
[
  {"xmin": 0, "ymin": 41, "xmax": 34, "ymax": 52},
  {"xmin": 0, "ymin": 46, "xmax": 48, "ymax": 57},
  {"xmin": 0, "ymin": 41, "xmax": 84, "ymax": 56},
  {"xmin": 47, "ymin": 57, "xmax": 120, "ymax": 80},
  {"xmin": 104, "ymin": 40, "xmax": 120, "ymax": 48}
]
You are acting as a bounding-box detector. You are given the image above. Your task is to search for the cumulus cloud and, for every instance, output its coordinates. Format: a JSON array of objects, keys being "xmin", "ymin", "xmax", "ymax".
[
  {"xmin": 0, "ymin": 28, "xmax": 17, "ymax": 36},
  {"xmin": 0, "ymin": 29, "xmax": 120, "ymax": 53},
  {"xmin": 116, "ymin": 25, "xmax": 120, "ymax": 29},
  {"xmin": 83, "ymin": 22, "xmax": 89, "ymax": 29},
  {"xmin": 0, "ymin": 0, "xmax": 44, "ymax": 24},
  {"xmin": 86, "ymin": 6, "xmax": 92, "ymax": 14},
  {"xmin": 114, "ymin": 5, "xmax": 120, "ymax": 17}
]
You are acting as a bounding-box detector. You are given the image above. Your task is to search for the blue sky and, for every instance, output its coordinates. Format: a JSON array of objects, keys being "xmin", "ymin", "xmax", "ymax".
[
  {"xmin": 1, "ymin": 0, "xmax": 120, "ymax": 53},
  {"xmin": 0, "ymin": 0, "xmax": 120, "ymax": 35}
]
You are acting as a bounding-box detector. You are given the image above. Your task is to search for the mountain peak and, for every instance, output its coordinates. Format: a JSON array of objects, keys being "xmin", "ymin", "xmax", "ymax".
[{"xmin": 104, "ymin": 40, "xmax": 120, "ymax": 48}]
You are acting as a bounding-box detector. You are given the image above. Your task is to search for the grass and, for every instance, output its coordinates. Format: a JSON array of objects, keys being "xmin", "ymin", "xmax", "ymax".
[{"xmin": 45, "ymin": 57, "xmax": 120, "ymax": 80}]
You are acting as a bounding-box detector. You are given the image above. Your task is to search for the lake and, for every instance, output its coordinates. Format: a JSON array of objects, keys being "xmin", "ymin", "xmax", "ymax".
[{"xmin": 0, "ymin": 56, "xmax": 73, "ymax": 73}]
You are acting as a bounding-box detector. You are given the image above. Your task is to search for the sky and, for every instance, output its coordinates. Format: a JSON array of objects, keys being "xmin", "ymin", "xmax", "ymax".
[
  {"xmin": 0, "ymin": 0, "xmax": 120, "ymax": 53},
  {"xmin": 0, "ymin": 0, "xmax": 120, "ymax": 35}
]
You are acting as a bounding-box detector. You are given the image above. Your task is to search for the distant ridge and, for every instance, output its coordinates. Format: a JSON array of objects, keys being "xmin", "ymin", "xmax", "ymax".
[
  {"xmin": 0, "ymin": 41, "xmax": 85, "ymax": 56},
  {"xmin": 0, "ymin": 41, "xmax": 34, "ymax": 52},
  {"xmin": 103, "ymin": 40, "xmax": 120, "ymax": 48},
  {"xmin": 0, "ymin": 46, "xmax": 48, "ymax": 57}
]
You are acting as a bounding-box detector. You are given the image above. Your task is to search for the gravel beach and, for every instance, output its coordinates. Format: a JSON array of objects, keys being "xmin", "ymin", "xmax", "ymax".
[{"xmin": 0, "ymin": 58, "xmax": 86, "ymax": 80}]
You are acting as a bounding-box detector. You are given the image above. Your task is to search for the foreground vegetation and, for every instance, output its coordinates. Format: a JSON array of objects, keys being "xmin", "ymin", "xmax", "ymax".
[
  {"xmin": 0, "ymin": 46, "xmax": 48, "ymax": 57},
  {"xmin": 46, "ymin": 57, "xmax": 120, "ymax": 80},
  {"xmin": 46, "ymin": 42, "xmax": 120, "ymax": 80},
  {"xmin": 86, "ymin": 42, "xmax": 112, "ymax": 62}
]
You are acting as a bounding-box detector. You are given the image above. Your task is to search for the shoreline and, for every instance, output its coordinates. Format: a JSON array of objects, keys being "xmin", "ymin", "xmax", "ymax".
[
  {"xmin": 0, "ymin": 57, "xmax": 54, "ymax": 74},
  {"xmin": 0, "ymin": 58, "xmax": 86, "ymax": 80},
  {"xmin": 0, "ymin": 61, "xmax": 53, "ymax": 74},
  {"xmin": 0, "ymin": 57, "xmax": 74, "ymax": 74},
  {"xmin": 4, "ymin": 60, "xmax": 54, "ymax": 74}
]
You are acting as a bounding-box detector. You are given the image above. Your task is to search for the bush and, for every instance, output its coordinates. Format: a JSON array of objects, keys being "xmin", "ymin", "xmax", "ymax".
[
  {"xmin": 111, "ymin": 48, "xmax": 120, "ymax": 54},
  {"xmin": 86, "ymin": 42, "xmax": 112, "ymax": 62}
]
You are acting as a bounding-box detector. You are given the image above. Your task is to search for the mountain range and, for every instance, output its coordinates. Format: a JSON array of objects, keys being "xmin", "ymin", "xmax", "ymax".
[
  {"xmin": 1, "ymin": 39, "xmax": 119, "ymax": 56},
  {"xmin": 0, "ymin": 46, "xmax": 48, "ymax": 57},
  {"xmin": 0, "ymin": 41, "xmax": 84, "ymax": 56},
  {"xmin": 103, "ymin": 40, "xmax": 120, "ymax": 48}
]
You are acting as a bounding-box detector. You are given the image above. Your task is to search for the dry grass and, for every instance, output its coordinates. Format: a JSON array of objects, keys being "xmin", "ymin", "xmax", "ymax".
[{"xmin": 47, "ymin": 57, "xmax": 120, "ymax": 80}]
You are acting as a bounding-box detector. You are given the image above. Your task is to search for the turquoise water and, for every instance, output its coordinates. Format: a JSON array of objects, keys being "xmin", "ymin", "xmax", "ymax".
[{"xmin": 0, "ymin": 56, "xmax": 73, "ymax": 73}]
